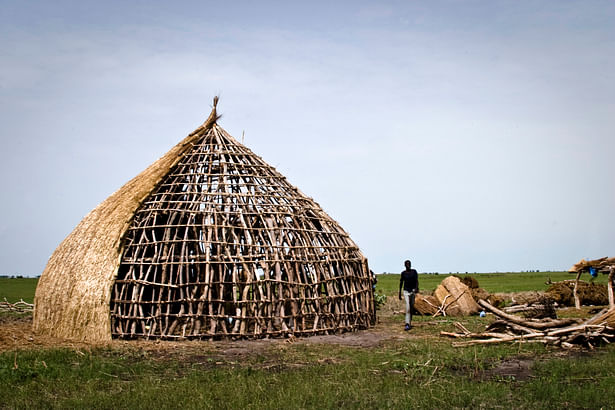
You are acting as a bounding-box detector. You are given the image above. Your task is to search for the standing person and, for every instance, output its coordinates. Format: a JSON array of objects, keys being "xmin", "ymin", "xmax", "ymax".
[
  {"xmin": 399, "ymin": 260, "xmax": 419, "ymax": 331},
  {"xmin": 370, "ymin": 269, "xmax": 377, "ymax": 291}
]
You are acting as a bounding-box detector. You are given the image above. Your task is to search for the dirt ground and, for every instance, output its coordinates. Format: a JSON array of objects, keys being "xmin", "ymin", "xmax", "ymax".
[
  {"xmin": 0, "ymin": 314, "xmax": 406, "ymax": 357},
  {"xmin": 1, "ymin": 298, "xmax": 602, "ymax": 382},
  {"xmin": 0, "ymin": 297, "xmax": 417, "ymax": 355}
]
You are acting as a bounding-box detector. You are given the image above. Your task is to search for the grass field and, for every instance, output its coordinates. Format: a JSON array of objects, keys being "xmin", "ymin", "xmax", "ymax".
[
  {"xmin": 0, "ymin": 277, "xmax": 38, "ymax": 304},
  {"xmin": 376, "ymin": 270, "xmax": 608, "ymax": 295},
  {"xmin": 1, "ymin": 272, "xmax": 614, "ymax": 409},
  {"xmin": 2, "ymin": 340, "xmax": 614, "ymax": 409},
  {"xmin": 0, "ymin": 271, "xmax": 605, "ymax": 304}
]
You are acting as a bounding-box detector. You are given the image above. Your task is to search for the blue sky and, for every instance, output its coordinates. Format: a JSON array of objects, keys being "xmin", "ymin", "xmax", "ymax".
[{"xmin": 1, "ymin": 1, "xmax": 614, "ymax": 275}]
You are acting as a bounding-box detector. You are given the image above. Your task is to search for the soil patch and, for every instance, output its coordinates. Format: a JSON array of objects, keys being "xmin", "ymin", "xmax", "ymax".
[
  {"xmin": 476, "ymin": 348, "xmax": 597, "ymax": 383},
  {"xmin": 480, "ymin": 357, "xmax": 534, "ymax": 381},
  {"xmin": 0, "ymin": 315, "xmax": 83, "ymax": 352},
  {"xmin": 0, "ymin": 314, "xmax": 396, "ymax": 367},
  {"xmin": 297, "ymin": 329, "xmax": 390, "ymax": 348}
]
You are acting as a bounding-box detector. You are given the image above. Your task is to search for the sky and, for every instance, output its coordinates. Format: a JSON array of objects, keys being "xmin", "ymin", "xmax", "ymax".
[{"xmin": 1, "ymin": 0, "xmax": 614, "ymax": 276}]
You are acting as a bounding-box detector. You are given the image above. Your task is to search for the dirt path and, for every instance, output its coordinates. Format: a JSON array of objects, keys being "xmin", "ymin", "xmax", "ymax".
[{"xmin": 0, "ymin": 314, "xmax": 406, "ymax": 356}]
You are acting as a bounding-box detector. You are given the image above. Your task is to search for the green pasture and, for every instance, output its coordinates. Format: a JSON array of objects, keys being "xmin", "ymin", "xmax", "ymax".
[
  {"xmin": 0, "ymin": 272, "xmax": 605, "ymax": 304},
  {"xmin": 2, "ymin": 331, "xmax": 614, "ymax": 408},
  {"xmin": 376, "ymin": 271, "xmax": 608, "ymax": 295},
  {"xmin": 1, "ymin": 272, "xmax": 614, "ymax": 408},
  {"xmin": 0, "ymin": 277, "xmax": 38, "ymax": 304}
]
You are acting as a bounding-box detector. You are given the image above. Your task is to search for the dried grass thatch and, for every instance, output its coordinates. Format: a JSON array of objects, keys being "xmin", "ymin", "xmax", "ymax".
[
  {"xmin": 569, "ymin": 257, "xmax": 615, "ymax": 273},
  {"xmin": 433, "ymin": 276, "xmax": 480, "ymax": 316},
  {"xmin": 34, "ymin": 99, "xmax": 375, "ymax": 341}
]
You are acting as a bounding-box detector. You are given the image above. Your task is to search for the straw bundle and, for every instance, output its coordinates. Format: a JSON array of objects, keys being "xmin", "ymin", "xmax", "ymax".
[{"xmin": 569, "ymin": 257, "xmax": 615, "ymax": 273}]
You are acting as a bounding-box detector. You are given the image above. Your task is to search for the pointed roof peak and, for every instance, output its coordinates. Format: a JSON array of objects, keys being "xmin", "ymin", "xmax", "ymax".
[
  {"xmin": 203, "ymin": 95, "xmax": 221, "ymax": 127},
  {"xmin": 188, "ymin": 96, "xmax": 222, "ymax": 138}
]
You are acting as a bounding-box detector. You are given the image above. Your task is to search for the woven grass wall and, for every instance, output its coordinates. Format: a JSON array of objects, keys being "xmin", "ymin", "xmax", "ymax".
[{"xmin": 33, "ymin": 108, "xmax": 219, "ymax": 341}]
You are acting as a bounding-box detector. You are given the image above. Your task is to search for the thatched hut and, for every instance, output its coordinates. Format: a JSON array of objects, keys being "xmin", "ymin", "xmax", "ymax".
[{"xmin": 33, "ymin": 98, "xmax": 375, "ymax": 341}]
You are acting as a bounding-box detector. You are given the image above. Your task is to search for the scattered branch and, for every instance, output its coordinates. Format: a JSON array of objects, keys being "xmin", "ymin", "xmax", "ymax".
[
  {"xmin": 440, "ymin": 299, "xmax": 615, "ymax": 348},
  {"xmin": 0, "ymin": 298, "xmax": 34, "ymax": 313}
]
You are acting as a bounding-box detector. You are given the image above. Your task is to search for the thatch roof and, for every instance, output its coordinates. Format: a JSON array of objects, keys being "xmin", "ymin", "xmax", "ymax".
[
  {"xmin": 34, "ymin": 98, "xmax": 375, "ymax": 341},
  {"xmin": 569, "ymin": 257, "xmax": 615, "ymax": 273}
]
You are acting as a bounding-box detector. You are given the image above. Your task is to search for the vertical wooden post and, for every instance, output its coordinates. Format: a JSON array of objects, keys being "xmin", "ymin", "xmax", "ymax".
[
  {"xmin": 608, "ymin": 266, "xmax": 614, "ymax": 310},
  {"xmin": 573, "ymin": 271, "xmax": 582, "ymax": 310}
]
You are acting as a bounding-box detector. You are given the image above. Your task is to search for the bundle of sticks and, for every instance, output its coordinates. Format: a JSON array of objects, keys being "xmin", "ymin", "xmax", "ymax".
[
  {"xmin": 441, "ymin": 300, "xmax": 615, "ymax": 349},
  {"xmin": 569, "ymin": 256, "xmax": 615, "ymax": 273},
  {"xmin": 0, "ymin": 298, "xmax": 34, "ymax": 313}
]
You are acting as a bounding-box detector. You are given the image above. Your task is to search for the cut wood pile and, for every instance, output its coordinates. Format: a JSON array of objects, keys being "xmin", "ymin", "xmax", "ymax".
[
  {"xmin": 441, "ymin": 299, "xmax": 615, "ymax": 349},
  {"xmin": 0, "ymin": 298, "xmax": 33, "ymax": 313},
  {"xmin": 502, "ymin": 295, "xmax": 556, "ymax": 319}
]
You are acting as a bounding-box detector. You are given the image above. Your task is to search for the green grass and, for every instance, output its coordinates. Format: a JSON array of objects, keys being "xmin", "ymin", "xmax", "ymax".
[
  {"xmin": 376, "ymin": 271, "xmax": 609, "ymax": 295},
  {"xmin": 0, "ymin": 277, "xmax": 38, "ymax": 303},
  {"xmin": 2, "ymin": 273, "xmax": 614, "ymax": 408},
  {"xmin": 2, "ymin": 339, "xmax": 614, "ymax": 408},
  {"xmin": 1, "ymin": 272, "xmax": 604, "ymax": 306}
]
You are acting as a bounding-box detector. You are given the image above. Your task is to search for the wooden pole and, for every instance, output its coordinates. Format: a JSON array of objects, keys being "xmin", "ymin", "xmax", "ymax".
[
  {"xmin": 478, "ymin": 299, "xmax": 579, "ymax": 329},
  {"xmin": 608, "ymin": 266, "xmax": 614, "ymax": 309},
  {"xmin": 573, "ymin": 271, "xmax": 582, "ymax": 310}
]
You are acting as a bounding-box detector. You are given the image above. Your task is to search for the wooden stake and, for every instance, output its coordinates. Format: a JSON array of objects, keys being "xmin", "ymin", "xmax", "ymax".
[
  {"xmin": 573, "ymin": 270, "xmax": 582, "ymax": 310},
  {"xmin": 608, "ymin": 266, "xmax": 614, "ymax": 309}
]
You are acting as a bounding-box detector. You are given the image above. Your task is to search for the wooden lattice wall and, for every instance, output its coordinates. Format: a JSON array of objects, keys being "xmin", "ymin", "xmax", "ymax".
[{"xmin": 110, "ymin": 125, "xmax": 374, "ymax": 339}]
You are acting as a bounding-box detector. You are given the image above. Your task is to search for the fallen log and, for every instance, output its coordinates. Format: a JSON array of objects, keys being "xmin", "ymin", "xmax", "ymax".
[
  {"xmin": 478, "ymin": 299, "xmax": 580, "ymax": 329},
  {"xmin": 546, "ymin": 324, "xmax": 606, "ymax": 337},
  {"xmin": 502, "ymin": 304, "xmax": 530, "ymax": 313},
  {"xmin": 452, "ymin": 335, "xmax": 546, "ymax": 347},
  {"xmin": 440, "ymin": 331, "xmax": 517, "ymax": 339},
  {"xmin": 485, "ymin": 320, "xmax": 536, "ymax": 335},
  {"xmin": 502, "ymin": 304, "xmax": 553, "ymax": 314}
]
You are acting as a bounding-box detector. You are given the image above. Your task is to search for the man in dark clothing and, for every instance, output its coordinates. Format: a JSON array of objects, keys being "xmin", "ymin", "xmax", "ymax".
[{"xmin": 399, "ymin": 260, "xmax": 419, "ymax": 330}]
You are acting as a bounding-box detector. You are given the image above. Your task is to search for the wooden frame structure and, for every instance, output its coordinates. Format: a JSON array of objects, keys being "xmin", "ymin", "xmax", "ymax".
[
  {"xmin": 569, "ymin": 257, "xmax": 615, "ymax": 309},
  {"xmin": 34, "ymin": 98, "xmax": 375, "ymax": 341}
]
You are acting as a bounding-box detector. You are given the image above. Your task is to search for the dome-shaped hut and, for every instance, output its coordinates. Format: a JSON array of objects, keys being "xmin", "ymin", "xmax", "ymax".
[{"xmin": 34, "ymin": 98, "xmax": 375, "ymax": 341}]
